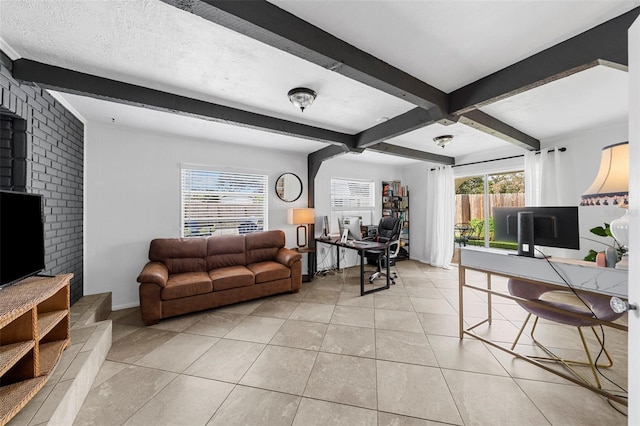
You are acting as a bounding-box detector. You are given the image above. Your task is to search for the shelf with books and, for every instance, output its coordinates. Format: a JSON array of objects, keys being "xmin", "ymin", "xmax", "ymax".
[{"xmin": 381, "ymin": 181, "xmax": 409, "ymax": 259}]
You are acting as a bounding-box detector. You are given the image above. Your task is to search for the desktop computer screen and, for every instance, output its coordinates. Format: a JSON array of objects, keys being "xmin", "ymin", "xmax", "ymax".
[{"xmin": 338, "ymin": 216, "xmax": 363, "ymax": 241}]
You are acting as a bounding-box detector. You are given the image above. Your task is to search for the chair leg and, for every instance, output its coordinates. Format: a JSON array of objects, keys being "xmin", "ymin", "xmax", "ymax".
[
  {"xmin": 369, "ymin": 253, "xmax": 386, "ymax": 284},
  {"xmin": 589, "ymin": 326, "xmax": 614, "ymax": 368},
  {"xmin": 578, "ymin": 327, "xmax": 601, "ymax": 388},
  {"xmin": 510, "ymin": 312, "xmax": 532, "ymax": 350},
  {"xmin": 525, "ymin": 319, "xmax": 614, "ymax": 389}
]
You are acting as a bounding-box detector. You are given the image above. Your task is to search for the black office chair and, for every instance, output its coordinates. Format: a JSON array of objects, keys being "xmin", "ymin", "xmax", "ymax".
[{"xmin": 365, "ymin": 216, "xmax": 402, "ymax": 284}]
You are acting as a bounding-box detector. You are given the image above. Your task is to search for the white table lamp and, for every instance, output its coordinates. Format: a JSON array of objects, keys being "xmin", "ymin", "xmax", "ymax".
[{"xmin": 287, "ymin": 208, "xmax": 315, "ymax": 247}]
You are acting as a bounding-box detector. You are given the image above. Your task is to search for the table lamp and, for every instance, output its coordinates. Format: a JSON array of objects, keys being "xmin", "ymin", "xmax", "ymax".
[
  {"xmin": 580, "ymin": 141, "xmax": 629, "ymax": 269},
  {"xmin": 287, "ymin": 208, "xmax": 315, "ymax": 248}
]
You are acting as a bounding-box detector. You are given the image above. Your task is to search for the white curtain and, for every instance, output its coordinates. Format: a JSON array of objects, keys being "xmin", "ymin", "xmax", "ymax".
[
  {"xmin": 524, "ymin": 150, "xmax": 539, "ymax": 206},
  {"xmin": 524, "ymin": 146, "xmax": 568, "ymax": 206},
  {"xmin": 425, "ymin": 165, "xmax": 455, "ymax": 268}
]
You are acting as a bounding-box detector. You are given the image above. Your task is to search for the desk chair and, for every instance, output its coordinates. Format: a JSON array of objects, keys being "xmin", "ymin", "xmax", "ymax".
[
  {"xmin": 365, "ymin": 216, "xmax": 402, "ymax": 284},
  {"xmin": 508, "ymin": 278, "xmax": 624, "ymax": 388}
]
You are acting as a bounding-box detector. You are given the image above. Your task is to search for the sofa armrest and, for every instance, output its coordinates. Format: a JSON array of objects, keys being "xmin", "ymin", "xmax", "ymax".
[
  {"xmin": 137, "ymin": 262, "xmax": 169, "ymax": 287},
  {"xmin": 275, "ymin": 248, "xmax": 302, "ymax": 267}
]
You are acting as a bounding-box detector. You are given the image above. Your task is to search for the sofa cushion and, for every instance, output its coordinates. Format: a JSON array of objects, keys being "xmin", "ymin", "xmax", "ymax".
[
  {"xmin": 209, "ymin": 265, "xmax": 255, "ymax": 291},
  {"xmin": 161, "ymin": 272, "xmax": 212, "ymax": 300},
  {"xmin": 207, "ymin": 234, "xmax": 247, "ymax": 269},
  {"xmin": 246, "ymin": 230, "xmax": 285, "ymax": 264},
  {"xmin": 247, "ymin": 261, "xmax": 291, "ymax": 284},
  {"xmin": 150, "ymin": 238, "xmax": 207, "ymax": 274}
]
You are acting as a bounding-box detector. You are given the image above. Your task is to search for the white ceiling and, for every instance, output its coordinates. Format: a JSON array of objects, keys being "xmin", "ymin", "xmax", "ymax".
[{"xmin": 0, "ymin": 0, "xmax": 637, "ymax": 166}]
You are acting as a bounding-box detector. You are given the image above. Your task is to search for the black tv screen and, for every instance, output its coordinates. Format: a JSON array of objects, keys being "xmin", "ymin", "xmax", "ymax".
[{"xmin": 0, "ymin": 190, "xmax": 46, "ymax": 287}]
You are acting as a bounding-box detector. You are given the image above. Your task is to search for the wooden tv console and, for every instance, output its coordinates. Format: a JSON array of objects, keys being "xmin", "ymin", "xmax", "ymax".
[{"xmin": 0, "ymin": 274, "xmax": 72, "ymax": 426}]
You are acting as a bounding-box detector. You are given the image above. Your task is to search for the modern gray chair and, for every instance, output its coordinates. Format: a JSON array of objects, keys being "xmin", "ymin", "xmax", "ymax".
[{"xmin": 508, "ymin": 278, "xmax": 624, "ymax": 388}]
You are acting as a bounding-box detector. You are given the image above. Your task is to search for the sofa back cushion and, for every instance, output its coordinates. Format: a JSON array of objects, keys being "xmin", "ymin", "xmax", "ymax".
[
  {"xmin": 246, "ymin": 230, "xmax": 285, "ymax": 264},
  {"xmin": 149, "ymin": 238, "xmax": 207, "ymax": 274},
  {"xmin": 207, "ymin": 234, "xmax": 246, "ymax": 269}
]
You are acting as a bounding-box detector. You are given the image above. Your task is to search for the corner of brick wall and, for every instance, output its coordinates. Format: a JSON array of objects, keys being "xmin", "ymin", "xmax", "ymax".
[{"xmin": 0, "ymin": 50, "xmax": 84, "ymax": 304}]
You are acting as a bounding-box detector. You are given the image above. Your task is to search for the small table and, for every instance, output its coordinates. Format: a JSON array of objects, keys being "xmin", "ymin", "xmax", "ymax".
[
  {"xmin": 316, "ymin": 238, "xmax": 390, "ymax": 295},
  {"xmin": 454, "ymin": 223, "xmax": 472, "ymax": 247},
  {"xmin": 293, "ymin": 247, "xmax": 316, "ymax": 282}
]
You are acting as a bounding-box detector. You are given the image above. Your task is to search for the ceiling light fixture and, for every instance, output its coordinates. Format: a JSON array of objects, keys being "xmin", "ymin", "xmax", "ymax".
[
  {"xmin": 288, "ymin": 87, "xmax": 317, "ymax": 113},
  {"xmin": 434, "ymin": 135, "xmax": 453, "ymax": 148}
]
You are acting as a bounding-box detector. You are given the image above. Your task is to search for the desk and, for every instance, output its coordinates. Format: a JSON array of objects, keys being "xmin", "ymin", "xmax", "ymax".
[
  {"xmin": 316, "ymin": 238, "xmax": 390, "ymax": 295},
  {"xmin": 459, "ymin": 247, "xmax": 628, "ymax": 405}
]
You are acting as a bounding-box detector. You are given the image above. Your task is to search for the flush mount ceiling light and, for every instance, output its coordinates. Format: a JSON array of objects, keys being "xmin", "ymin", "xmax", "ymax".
[
  {"xmin": 434, "ymin": 135, "xmax": 453, "ymax": 148},
  {"xmin": 288, "ymin": 87, "xmax": 317, "ymax": 113}
]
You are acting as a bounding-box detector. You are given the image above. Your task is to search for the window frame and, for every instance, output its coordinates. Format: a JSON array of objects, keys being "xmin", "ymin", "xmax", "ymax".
[
  {"xmin": 180, "ymin": 167, "xmax": 268, "ymax": 237},
  {"xmin": 330, "ymin": 177, "xmax": 376, "ymax": 211}
]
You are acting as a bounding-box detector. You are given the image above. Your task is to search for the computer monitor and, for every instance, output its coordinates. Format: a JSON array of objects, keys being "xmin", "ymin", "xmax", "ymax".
[
  {"xmin": 322, "ymin": 215, "xmax": 330, "ymax": 238},
  {"xmin": 338, "ymin": 216, "xmax": 363, "ymax": 241},
  {"xmin": 493, "ymin": 206, "xmax": 580, "ymax": 257}
]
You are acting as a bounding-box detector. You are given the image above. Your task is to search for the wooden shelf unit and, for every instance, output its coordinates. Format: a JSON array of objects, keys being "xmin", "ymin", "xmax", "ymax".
[
  {"xmin": 0, "ymin": 274, "xmax": 72, "ymax": 426},
  {"xmin": 382, "ymin": 180, "xmax": 409, "ymax": 259}
]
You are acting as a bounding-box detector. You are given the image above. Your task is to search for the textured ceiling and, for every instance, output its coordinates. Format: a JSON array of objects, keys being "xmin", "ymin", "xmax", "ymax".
[{"xmin": 0, "ymin": 0, "xmax": 637, "ymax": 165}]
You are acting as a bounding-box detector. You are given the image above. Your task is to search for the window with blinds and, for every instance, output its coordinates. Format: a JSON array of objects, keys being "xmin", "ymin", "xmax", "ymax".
[
  {"xmin": 181, "ymin": 168, "xmax": 268, "ymax": 237},
  {"xmin": 330, "ymin": 178, "xmax": 375, "ymax": 209}
]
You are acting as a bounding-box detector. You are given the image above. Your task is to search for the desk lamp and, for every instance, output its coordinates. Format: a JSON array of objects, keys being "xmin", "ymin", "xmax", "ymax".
[
  {"xmin": 580, "ymin": 142, "xmax": 629, "ymax": 269},
  {"xmin": 287, "ymin": 208, "xmax": 315, "ymax": 248}
]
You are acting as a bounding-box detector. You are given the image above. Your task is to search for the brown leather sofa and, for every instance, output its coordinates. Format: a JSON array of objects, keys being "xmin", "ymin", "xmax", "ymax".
[{"xmin": 137, "ymin": 230, "xmax": 302, "ymax": 325}]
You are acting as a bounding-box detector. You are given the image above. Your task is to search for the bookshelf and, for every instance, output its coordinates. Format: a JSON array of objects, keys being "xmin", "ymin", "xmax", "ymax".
[
  {"xmin": 382, "ymin": 181, "xmax": 409, "ymax": 259},
  {"xmin": 0, "ymin": 274, "xmax": 71, "ymax": 426}
]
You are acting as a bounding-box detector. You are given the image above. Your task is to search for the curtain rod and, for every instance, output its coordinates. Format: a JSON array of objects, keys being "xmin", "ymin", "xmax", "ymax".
[{"xmin": 430, "ymin": 147, "xmax": 567, "ymax": 171}]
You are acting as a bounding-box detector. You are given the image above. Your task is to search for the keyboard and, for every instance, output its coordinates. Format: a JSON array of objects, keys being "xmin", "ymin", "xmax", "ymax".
[{"xmin": 348, "ymin": 240, "xmax": 379, "ymax": 247}]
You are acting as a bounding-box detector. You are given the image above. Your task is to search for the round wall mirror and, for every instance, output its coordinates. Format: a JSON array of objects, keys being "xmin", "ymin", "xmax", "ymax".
[{"xmin": 275, "ymin": 173, "xmax": 303, "ymax": 202}]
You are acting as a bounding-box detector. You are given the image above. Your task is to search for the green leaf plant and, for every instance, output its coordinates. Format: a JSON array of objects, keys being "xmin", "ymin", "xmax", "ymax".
[{"xmin": 582, "ymin": 223, "xmax": 627, "ymax": 262}]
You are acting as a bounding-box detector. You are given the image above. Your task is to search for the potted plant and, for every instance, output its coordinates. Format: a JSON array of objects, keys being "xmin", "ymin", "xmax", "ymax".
[{"xmin": 583, "ymin": 223, "xmax": 627, "ymax": 262}]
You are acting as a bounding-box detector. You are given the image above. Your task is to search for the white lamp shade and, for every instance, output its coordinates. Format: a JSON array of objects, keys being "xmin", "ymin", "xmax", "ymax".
[
  {"xmin": 287, "ymin": 208, "xmax": 315, "ymax": 225},
  {"xmin": 580, "ymin": 142, "xmax": 629, "ymax": 206}
]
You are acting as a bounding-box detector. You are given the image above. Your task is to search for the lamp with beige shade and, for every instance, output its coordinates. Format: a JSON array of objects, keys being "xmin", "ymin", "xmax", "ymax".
[
  {"xmin": 580, "ymin": 141, "xmax": 629, "ymax": 269},
  {"xmin": 287, "ymin": 208, "xmax": 315, "ymax": 248}
]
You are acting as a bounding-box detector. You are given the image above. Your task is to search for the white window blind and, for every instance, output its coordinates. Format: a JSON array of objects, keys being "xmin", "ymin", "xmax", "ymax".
[
  {"xmin": 330, "ymin": 178, "xmax": 375, "ymax": 209},
  {"xmin": 181, "ymin": 168, "xmax": 268, "ymax": 237}
]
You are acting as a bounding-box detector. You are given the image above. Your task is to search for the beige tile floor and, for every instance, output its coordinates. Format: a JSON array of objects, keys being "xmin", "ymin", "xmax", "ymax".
[{"xmin": 74, "ymin": 261, "xmax": 628, "ymax": 425}]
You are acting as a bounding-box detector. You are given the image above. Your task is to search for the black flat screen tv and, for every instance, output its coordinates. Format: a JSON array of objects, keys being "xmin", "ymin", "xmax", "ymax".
[
  {"xmin": 493, "ymin": 206, "xmax": 580, "ymax": 257},
  {"xmin": 0, "ymin": 190, "xmax": 46, "ymax": 288}
]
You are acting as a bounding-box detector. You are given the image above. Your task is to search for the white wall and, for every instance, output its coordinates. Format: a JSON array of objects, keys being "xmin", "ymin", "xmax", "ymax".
[
  {"xmin": 85, "ymin": 123, "xmax": 307, "ymax": 309},
  {"xmin": 84, "ymin": 117, "xmax": 629, "ymax": 308},
  {"xmin": 314, "ymin": 155, "xmax": 403, "ymax": 269},
  {"xmin": 403, "ymin": 162, "xmax": 429, "ymax": 263},
  {"xmin": 543, "ymin": 121, "xmax": 628, "ymax": 259},
  {"xmin": 444, "ymin": 121, "xmax": 628, "ymax": 260}
]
